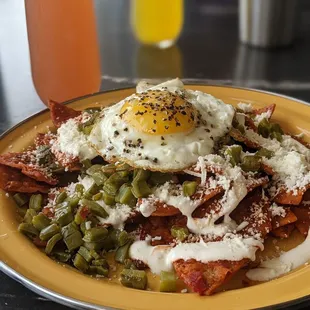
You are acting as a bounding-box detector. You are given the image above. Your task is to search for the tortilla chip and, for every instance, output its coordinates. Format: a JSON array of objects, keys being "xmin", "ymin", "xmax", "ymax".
[
  {"xmin": 274, "ymin": 188, "xmax": 305, "ymax": 205},
  {"xmin": 34, "ymin": 133, "xmax": 55, "ymax": 147},
  {"xmin": 252, "ymin": 104, "xmax": 276, "ymax": 118},
  {"xmin": 261, "ymin": 163, "xmax": 274, "ymax": 175},
  {"xmin": 193, "ymin": 177, "xmax": 269, "ymax": 220},
  {"xmin": 230, "ymin": 189, "xmax": 272, "ymax": 238},
  {"xmin": 48, "ymin": 99, "xmax": 81, "ymax": 128},
  {"xmin": 271, "ymin": 224, "xmax": 295, "ymax": 238},
  {"xmin": 140, "ymin": 217, "xmax": 174, "ymax": 246},
  {"xmin": 173, "ymin": 258, "xmax": 248, "ymax": 295},
  {"xmin": 244, "ymin": 115, "xmax": 257, "ymax": 131},
  {"xmin": 0, "ymin": 164, "xmax": 50, "ymax": 193},
  {"xmin": 289, "ymin": 134, "xmax": 310, "ymax": 149},
  {"xmin": 229, "ymin": 128, "xmax": 260, "ymax": 149},
  {"xmin": 137, "ymin": 179, "xmax": 225, "ymax": 217},
  {"xmin": 272, "ymin": 209, "xmax": 297, "ymax": 229},
  {"xmin": 292, "ymin": 206, "xmax": 310, "ymax": 236},
  {"xmin": 0, "ymin": 152, "xmax": 58, "ymax": 185},
  {"xmin": 51, "ymin": 148, "xmax": 81, "ymax": 171},
  {"xmin": 245, "ymin": 175, "xmax": 269, "ymax": 192},
  {"xmin": 35, "ymin": 133, "xmax": 80, "ymax": 171},
  {"xmin": 295, "ymin": 221, "xmax": 310, "ymax": 236},
  {"xmin": 142, "ymin": 200, "xmax": 180, "ymax": 217}
]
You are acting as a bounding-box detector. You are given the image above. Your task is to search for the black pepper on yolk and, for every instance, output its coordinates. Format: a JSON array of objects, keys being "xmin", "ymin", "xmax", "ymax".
[{"xmin": 120, "ymin": 90, "xmax": 197, "ymax": 135}]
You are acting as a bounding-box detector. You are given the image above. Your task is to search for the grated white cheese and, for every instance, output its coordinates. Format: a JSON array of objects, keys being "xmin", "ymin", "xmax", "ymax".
[
  {"xmin": 245, "ymin": 130, "xmax": 310, "ymax": 194},
  {"xmin": 85, "ymin": 221, "xmax": 92, "ymax": 230},
  {"xmin": 54, "ymin": 118, "xmax": 97, "ymax": 160},
  {"xmin": 139, "ymin": 198, "xmax": 158, "ymax": 217},
  {"xmin": 96, "ymin": 200, "xmax": 133, "ymax": 230},
  {"xmin": 78, "ymin": 176, "xmax": 94, "ymax": 191},
  {"xmin": 264, "ymin": 150, "xmax": 310, "ymax": 194},
  {"xmin": 270, "ymin": 203, "xmax": 286, "ymax": 218},
  {"xmin": 253, "ymin": 110, "xmax": 272, "ymax": 125},
  {"xmin": 237, "ymin": 102, "xmax": 253, "ymax": 113}
]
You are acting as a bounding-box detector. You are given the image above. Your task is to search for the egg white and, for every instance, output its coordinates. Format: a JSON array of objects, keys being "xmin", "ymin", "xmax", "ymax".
[{"xmin": 88, "ymin": 79, "xmax": 235, "ymax": 171}]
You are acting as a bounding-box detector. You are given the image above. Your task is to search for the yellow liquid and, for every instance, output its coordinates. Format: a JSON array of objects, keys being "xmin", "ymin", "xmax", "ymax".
[{"xmin": 131, "ymin": 0, "xmax": 184, "ymax": 47}]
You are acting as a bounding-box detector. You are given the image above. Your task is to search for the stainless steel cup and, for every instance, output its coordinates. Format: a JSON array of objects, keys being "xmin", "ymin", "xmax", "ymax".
[{"xmin": 239, "ymin": 0, "xmax": 299, "ymax": 47}]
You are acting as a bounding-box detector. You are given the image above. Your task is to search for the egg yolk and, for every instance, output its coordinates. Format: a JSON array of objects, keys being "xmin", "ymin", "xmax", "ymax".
[{"xmin": 120, "ymin": 90, "xmax": 197, "ymax": 135}]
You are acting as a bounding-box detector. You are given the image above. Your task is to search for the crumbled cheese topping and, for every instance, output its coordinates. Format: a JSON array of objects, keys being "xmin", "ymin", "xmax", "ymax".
[
  {"xmin": 96, "ymin": 201, "xmax": 133, "ymax": 230},
  {"xmin": 237, "ymin": 102, "xmax": 253, "ymax": 113},
  {"xmin": 245, "ymin": 130, "xmax": 310, "ymax": 194},
  {"xmin": 53, "ymin": 118, "xmax": 98, "ymax": 161},
  {"xmin": 253, "ymin": 110, "xmax": 272, "ymax": 125},
  {"xmin": 271, "ymin": 203, "xmax": 286, "ymax": 218}
]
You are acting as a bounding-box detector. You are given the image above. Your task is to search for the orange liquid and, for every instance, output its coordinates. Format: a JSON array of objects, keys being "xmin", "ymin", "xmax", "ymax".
[{"xmin": 25, "ymin": 0, "xmax": 101, "ymax": 105}]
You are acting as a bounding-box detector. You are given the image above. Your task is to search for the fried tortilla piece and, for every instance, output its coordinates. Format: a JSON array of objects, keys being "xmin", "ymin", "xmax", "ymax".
[
  {"xmin": 51, "ymin": 148, "xmax": 81, "ymax": 171},
  {"xmin": 261, "ymin": 163, "xmax": 274, "ymax": 175},
  {"xmin": 252, "ymin": 104, "xmax": 276, "ymax": 118},
  {"xmin": 292, "ymin": 206, "xmax": 310, "ymax": 236},
  {"xmin": 193, "ymin": 177, "xmax": 269, "ymax": 219},
  {"xmin": 137, "ymin": 180, "xmax": 224, "ymax": 217},
  {"xmin": 34, "ymin": 133, "xmax": 55, "ymax": 147},
  {"xmin": 244, "ymin": 115, "xmax": 257, "ymax": 131},
  {"xmin": 229, "ymin": 128, "xmax": 260, "ymax": 149},
  {"xmin": 262, "ymin": 163, "xmax": 309, "ymax": 205},
  {"xmin": 301, "ymin": 188, "xmax": 310, "ymax": 203},
  {"xmin": 245, "ymin": 175, "xmax": 269, "ymax": 192},
  {"xmin": 139, "ymin": 215, "xmax": 188, "ymax": 245},
  {"xmin": 173, "ymin": 258, "xmax": 248, "ymax": 295},
  {"xmin": 294, "ymin": 221, "xmax": 310, "ymax": 236},
  {"xmin": 272, "ymin": 209, "xmax": 297, "ymax": 229},
  {"xmin": 0, "ymin": 164, "xmax": 50, "ymax": 193},
  {"xmin": 146, "ymin": 201, "xmax": 180, "ymax": 217},
  {"xmin": 48, "ymin": 99, "xmax": 81, "ymax": 128},
  {"xmin": 231, "ymin": 189, "xmax": 272, "ymax": 238},
  {"xmin": 139, "ymin": 217, "xmax": 174, "ymax": 246},
  {"xmin": 289, "ymin": 134, "xmax": 310, "ymax": 149},
  {"xmin": 36, "ymin": 132, "xmax": 81, "ymax": 172},
  {"xmin": 176, "ymin": 191, "xmax": 271, "ymax": 295},
  {"xmin": 271, "ymin": 224, "xmax": 295, "ymax": 238},
  {"xmin": 273, "ymin": 187, "xmax": 306, "ymax": 205},
  {"xmin": 0, "ymin": 152, "xmax": 58, "ymax": 185}
]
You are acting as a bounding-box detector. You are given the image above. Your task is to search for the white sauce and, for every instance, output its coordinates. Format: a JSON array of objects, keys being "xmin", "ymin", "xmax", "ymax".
[
  {"xmin": 246, "ymin": 229, "xmax": 310, "ymax": 281},
  {"xmin": 130, "ymin": 235, "xmax": 263, "ymax": 275},
  {"xmin": 55, "ymin": 118, "xmax": 97, "ymax": 160}
]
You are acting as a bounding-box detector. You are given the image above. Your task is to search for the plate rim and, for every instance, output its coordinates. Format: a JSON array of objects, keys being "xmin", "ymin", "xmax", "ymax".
[{"xmin": 1, "ymin": 84, "xmax": 310, "ymax": 310}]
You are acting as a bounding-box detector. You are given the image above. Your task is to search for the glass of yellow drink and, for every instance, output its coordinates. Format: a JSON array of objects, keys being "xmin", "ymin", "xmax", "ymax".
[{"xmin": 130, "ymin": 0, "xmax": 184, "ymax": 48}]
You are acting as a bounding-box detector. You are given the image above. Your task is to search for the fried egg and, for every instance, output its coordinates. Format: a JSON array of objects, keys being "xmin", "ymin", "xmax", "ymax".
[{"xmin": 88, "ymin": 79, "xmax": 235, "ymax": 171}]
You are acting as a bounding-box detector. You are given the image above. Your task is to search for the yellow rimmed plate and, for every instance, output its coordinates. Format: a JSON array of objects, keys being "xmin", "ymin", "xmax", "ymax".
[{"xmin": 1, "ymin": 85, "xmax": 310, "ymax": 310}]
